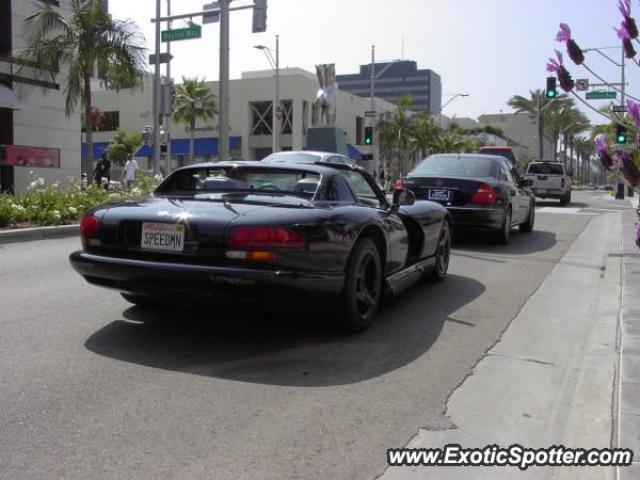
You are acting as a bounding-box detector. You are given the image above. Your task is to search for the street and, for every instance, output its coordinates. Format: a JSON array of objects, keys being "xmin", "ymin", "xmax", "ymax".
[{"xmin": 0, "ymin": 190, "xmax": 634, "ymax": 479}]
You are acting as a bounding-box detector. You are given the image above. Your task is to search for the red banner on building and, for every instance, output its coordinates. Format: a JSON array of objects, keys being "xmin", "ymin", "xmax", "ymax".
[{"xmin": 0, "ymin": 145, "xmax": 60, "ymax": 168}]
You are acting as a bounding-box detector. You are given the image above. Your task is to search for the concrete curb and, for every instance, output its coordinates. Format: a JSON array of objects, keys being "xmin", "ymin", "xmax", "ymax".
[{"xmin": 0, "ymin": 224, "xmax": 79, "ymax": 244}]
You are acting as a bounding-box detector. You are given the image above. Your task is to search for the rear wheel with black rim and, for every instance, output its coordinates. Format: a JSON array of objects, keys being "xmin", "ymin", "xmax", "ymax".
[
  {"xmin": 495, "ymin": 208, "xmax": 512, "ymax": 244},
  {"xmin": 429, "ymin": 220, "xmax": 451, "ymax": 281},
  {"xmin": 338, "ymin": 238, "xmax": 382, "ymax": 333}
]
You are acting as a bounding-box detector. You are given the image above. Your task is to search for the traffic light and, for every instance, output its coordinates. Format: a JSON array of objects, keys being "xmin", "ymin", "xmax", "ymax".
[
  {"xmin": 546, "ymin": 76, "xmax": 557, "ymax": 99},
  {"xmin": 252, "ymin": 0, "xmax": 267, "ymax": 33},
  {"xmin": 364, "ymin": 126, "xmax": 373, "ymax": 145},
  {"xmin": 616, "ymin": 124, "xmax": 628, "ymax": 144}
]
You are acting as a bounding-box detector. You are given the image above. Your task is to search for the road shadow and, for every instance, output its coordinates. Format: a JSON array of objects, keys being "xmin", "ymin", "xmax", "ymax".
[
  {"xmin": 452, "ymin": 228, "xmax": 557, "ymax": 256},
  {"xmin": 84, "ymin": 274, "xmax": 485, "ymax": 386}
]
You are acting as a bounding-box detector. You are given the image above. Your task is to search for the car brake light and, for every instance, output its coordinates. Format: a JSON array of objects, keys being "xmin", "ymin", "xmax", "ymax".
[
  {"xmin": 394, "ymin": 179, "xmax": 404, "ymax": 190},
  {"xmin": 561, "ymin": 178, "xmax": 565, "ymax": 189},
  {"xmin": 80, "ymin": 214, "xmax": 100, "ymax": 248},
  {"xmin": 227, "ymin": 226, "xmax": 307, "ymax": 249},
  {"xmin": 470, "ymin": 183, "xmax": 497, "ymax": 204}
]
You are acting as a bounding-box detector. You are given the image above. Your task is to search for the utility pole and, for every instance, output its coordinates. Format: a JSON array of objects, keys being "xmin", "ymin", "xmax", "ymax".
[
  {"xmin": 165, "ymin": 0, "xmax": 172, "ymax": 175},
  {"xmin": 273, "ymin": 34, "xmax": 280, "ymax": 153},
  {"xmin": 152, "ymin": 0, "xmax": 161, "ymax": 176},
  {"xmin": 218, "ymin": 0, "xmax": 230, "ymax": 161}
]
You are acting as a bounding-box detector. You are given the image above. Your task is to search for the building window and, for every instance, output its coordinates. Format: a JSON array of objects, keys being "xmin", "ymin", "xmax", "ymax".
[
  {"xmin": 98, "ymin": 111, "xmax": 119, "ymax": 131},
  {"xmin": 250, "ymin": 101, "xmax": 273, "ymax": 135}
]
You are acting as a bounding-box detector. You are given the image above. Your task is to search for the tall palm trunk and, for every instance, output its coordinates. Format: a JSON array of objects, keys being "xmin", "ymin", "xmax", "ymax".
[
  {"xmin": 189, "ymin": 119, "xmax": 195, "ymax": 164},
  {"xmin": 538, "ymin": 117, "xmax": 544, "ymax": 159},
  {"xmin": 83, "ymin": 72, "xmax": 93, "ymax": 177}
]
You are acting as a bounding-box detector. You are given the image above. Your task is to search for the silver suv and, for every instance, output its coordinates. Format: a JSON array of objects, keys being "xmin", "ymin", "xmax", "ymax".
[{"xmin": 524, "ymin": 161, "xmax": 572, "ymax": 205}]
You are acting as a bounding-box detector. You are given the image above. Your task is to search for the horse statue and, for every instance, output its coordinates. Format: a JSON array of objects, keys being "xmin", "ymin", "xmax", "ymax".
[{"xmin": 313, "ymin": 64, "xmax": 338, "ymax": 126}]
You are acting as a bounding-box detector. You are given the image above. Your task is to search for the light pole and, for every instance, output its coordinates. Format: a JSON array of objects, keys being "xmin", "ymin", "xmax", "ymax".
[
  {"xmin": 438, "ymin": 93, "xmax": 469, "ymax": 127},
  {"xmin": 254, "ymin": 35, "xmax": 280, "ymax": 154},
  {"xmin": 152, "ymin": 0, "xmax": 161, "ymax": 175},
  {"xmin": 165, "ymin": 0, "xmax": 172, "ymax": 175},
  {"xmin": 218, "ymin": 0, "xmax": 230, "ymax": 161}
]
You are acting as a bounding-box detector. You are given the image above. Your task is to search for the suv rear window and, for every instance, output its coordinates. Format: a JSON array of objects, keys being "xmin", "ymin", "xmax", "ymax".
[
  {"xmin": 527, "ymin": 163, "xmax": 564, "ymax": 175},
  {"xmin": 479, "ymin": 147, "xmax": 516, "ymax": 166}
]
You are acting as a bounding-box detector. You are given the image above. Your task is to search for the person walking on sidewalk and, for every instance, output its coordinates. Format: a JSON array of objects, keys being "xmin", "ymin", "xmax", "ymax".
[
  {"xmin": 93, "ymin": 153, "xmax": 111, "ymax": 190},
  {"xmin": 123, "ymin": 154, "xmax": 138, "ymax": 190}
]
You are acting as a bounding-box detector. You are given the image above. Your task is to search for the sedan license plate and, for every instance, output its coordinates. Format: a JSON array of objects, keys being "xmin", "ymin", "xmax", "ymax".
[
  {"xmin": 536, "ymin": 189, "xmax": 547, "ymax": 194},
  {"xmin": 428, "ymin": 189, "xmax": 451, "ymax": 201},
  {"xmin": 141, "ymin": 222, "xmax": 185, "ymax": 252}
]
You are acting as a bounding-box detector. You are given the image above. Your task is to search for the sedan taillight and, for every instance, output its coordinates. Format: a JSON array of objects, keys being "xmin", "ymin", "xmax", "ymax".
[
  {"xmin": 470, "ymin": 183, "xmax": 498, "ymax": 204},
  {"xmin": 80, "ymin": 214, "xmax": 100, "ymax": 249}
]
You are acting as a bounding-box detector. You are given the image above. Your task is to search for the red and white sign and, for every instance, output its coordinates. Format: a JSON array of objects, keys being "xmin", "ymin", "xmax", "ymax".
[
  {"xmin": 275, "ymin": 106, "xmax": 283, "ymax": 120},
  {"xmin": 0, "ymin": 145, "xmax": 60, "ymax": 168}
]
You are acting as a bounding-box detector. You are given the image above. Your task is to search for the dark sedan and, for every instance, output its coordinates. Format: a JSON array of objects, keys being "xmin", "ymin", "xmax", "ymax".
[
  {"xmin": 401, "ymin": 154, "xmax": 535, "ymax": 244},
  {"xmin": 70, "ymin": 161, "xmax": 451, "ymax": 332}
]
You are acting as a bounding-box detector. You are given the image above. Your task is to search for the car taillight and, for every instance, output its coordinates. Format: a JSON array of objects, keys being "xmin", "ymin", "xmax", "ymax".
[
  {"xmin": 470, "ymin": 183, "xmax": 497, "ymax": 204},
  {"xmin": 227, "ymin": 226, "xmax": 307, "ymax": 249},
  {"xmin": 561, "ymin": 178, "xmax": 565, "ymax": 189},
  {"xmin": 80, "ymin": 214, "xmax": 100, "ymax": 249},
  {"xmin": 394, "ymin": 179, "xmax": 404, "ymax": 190}
]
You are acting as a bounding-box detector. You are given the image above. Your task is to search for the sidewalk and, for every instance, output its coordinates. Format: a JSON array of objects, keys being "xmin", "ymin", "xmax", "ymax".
[
  {"xmin": 619, "ymin": 194, "xmax": 640, "ymax": 479},
  {"xmin": 379, "ymin": 208, "xmax": 625, "ymax": 479}
]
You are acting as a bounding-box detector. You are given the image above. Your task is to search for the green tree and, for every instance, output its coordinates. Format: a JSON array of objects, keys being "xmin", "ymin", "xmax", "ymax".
[
  {"xmin": 106, "ymin": 129, "xmax": 142, "ymax": 165},
  {"xmin": 410, "ymin": 112, "xmax": 441, "ymax": 159},
  {"xmin": 172, "ymin": 76, "xmax": 218, "ymax": 164},
  {"xmin": 21, "ymin": 0, "xmax": 146, "ymax": 177},
  {"xmin": 434, "ymin": 131, "xmax": 465, "ymax": 153},
  {"xmin": 387, "ymin": 95, "xmax": 415, "ymax": 176}
]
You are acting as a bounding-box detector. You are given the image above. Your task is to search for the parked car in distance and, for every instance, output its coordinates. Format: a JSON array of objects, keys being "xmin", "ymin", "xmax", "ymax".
[
  {"xmin": 524, "ymin": 161, "xmax": 572, "ymax": 205},
  {"xmin": 262, "ymin": 150, "xmax": 355, "ymax": 165},
  {"xmin": 69, "ymin": 161, "xmax": 452, "ymax": 332},
  {"xmin": 478, "ymin": 146, "xmax": 518, "ymax": 168},
  {"xmin": 401, "ymin": 153, "xmax": 535, "ymax": 244}
]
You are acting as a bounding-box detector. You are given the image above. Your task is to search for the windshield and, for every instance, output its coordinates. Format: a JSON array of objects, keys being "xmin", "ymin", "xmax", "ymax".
[
  {"xmin": 410, "ymin": 156, "xmax": 496, "ymax": 178},
  {"xmin": 527, "ymin": 163, "xmax": 564, "ymax": 175},
  {"xmin": 262, "ymin": 152, "xmax": 322, "ymax": 164},
  {"xmin": 156, "ymin": 166, "xmax": 321, "ymax": 198}
]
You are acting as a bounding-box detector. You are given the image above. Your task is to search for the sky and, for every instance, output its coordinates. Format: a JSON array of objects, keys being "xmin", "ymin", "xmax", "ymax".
[{"xmin": 108, "ymin": 0, "xmax": 640, "ymax": 125}]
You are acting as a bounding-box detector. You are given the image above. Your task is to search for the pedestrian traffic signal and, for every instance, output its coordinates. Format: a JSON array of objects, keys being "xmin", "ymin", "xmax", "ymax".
[
  {"xmin": 616, "ymin": 124, "xmax": 628, "ymax": 144},
  {"xmin": 546, "ymin": 77, "xmax": 557, "ymax": 98},
  {"xmin": 364, "ymin": 126, "xmax": 373, "ymax": 145}
]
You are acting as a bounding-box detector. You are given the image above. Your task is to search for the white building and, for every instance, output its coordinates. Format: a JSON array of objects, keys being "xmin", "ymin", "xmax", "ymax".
[
  {"xmin": 0, "ymin": 0, "xmax": 81, "ymax": 193},
  {"xmin": 88, "ymin": 68, "xmax": 398, "ymax": 174}
]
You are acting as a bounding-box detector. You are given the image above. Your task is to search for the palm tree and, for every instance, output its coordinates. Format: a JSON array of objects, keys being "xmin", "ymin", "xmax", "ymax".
[
  {"xmin": 573, "ymin": 136, "xmax": 593, "ymax": 184},
  {"xmin": 376, "ymin": 116, "xmax": 395, "ymax": 176},
  {"xmin": 410, "ymin": 112, "xmax": 441, "ymax": 159},
  {"xmin": 387, "ymin": 95, "xmax": 415, "ymax": 176},
  {"xmin": 172, "ymin": 77, "xmax": 218, "ymax": 164},
  {"xmin": 545, "ymin": 100, "xmax": 589, "ymax": 163},
  {"xmin": 21, "ymin": 0, "xmax": 145, "ymax": 177},
  {"xmin": 434, "ymin": 131, "xmax": 465, "ymax": 153},
  {"xmin": 508, "ymin": 90, "xmax": 569, "ymax": 160}
]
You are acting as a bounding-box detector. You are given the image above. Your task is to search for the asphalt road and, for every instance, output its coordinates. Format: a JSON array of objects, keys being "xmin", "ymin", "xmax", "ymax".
[{"xmin": 0, "ymin": 190, "xmax": 630, "ymax": 480}]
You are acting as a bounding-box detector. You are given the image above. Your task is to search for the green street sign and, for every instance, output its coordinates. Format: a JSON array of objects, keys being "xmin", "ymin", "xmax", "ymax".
[
  {"xmin": 586, "ymin": 91, "xmax": 617, "ymax": 100},
  {"xmin": 161, "ymin": 26, "xmax": 202, "ymax": 42}
]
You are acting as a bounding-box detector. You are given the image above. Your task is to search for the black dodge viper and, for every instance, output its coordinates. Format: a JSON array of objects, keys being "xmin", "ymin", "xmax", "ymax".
[{"xmin": 70, "ymin": 161, "xmax": 451, "ymax": 332}]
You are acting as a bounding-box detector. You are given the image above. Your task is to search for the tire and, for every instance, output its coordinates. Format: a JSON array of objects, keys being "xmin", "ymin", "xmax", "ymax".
[
  {"xmin": 429, "ymin": 220, "xmax": 451, "ymax": 281},
  {"xmin": 495, "ymin": 208, "xmax": 512, "ymax": 244},
  {"xmin": 560, "ymin": 192, "xmax": 571, "ymax": 205},
  {"xmin": 338, "ymin": 238, "xmax": 383, "ymax": 333},
  {"xmin": 519, "ymin": 202, "xmax": 535, "ymax": 233},
  {"xmin": 121, "ymin": 292, "xmax": 164, "ymax": 307}
]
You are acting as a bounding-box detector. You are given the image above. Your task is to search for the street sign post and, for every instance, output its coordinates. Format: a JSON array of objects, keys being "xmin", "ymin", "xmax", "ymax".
[
  {"xmin": 586, "ymin": 91, "xmax": 617, "ymax": 100},
  {"xmin": 613, "ymin": 105, "xmax": 627, "ymax": 113},
  {"xmin": 149, "ymin": 52, "xmax": 174, "ymax": 64},
  {"xmin": 203, "ymin": 2, "xmax": 220, "ymax": 23},
  {"xmin": 161, "ymin": 26, "xmax": 202, "ymax": 42},
  {"xmin": 575, "ymin": 79, "xmax": 589, "ymax": 91}
]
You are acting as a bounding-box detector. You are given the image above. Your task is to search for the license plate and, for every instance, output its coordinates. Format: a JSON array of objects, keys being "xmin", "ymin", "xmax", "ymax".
[
  {"xmin": 428, "ymin": 189, "xmax": 451, "ymax": 201},
  {"xmin": 141, "ymin": 222, "xmax": 185, "ymax": 252},
  {"xmin": 536, "ymin": 189, "xmax": 547, "ymax": 194}
]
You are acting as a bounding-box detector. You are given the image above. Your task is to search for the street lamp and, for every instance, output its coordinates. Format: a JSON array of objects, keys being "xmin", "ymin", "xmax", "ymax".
[
  {"xmin": 438, "ymin": 93, "xmax": 469, "ymax": 127},
  {"xmin": 254, "ymin": 35, "xmax": 280, "ymax": 154}
]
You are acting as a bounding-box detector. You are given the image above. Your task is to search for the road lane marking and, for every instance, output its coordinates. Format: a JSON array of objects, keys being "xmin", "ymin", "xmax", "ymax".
[{"xmin": 536, "ymin": 207, "xmax": 595, "ymax": 215}]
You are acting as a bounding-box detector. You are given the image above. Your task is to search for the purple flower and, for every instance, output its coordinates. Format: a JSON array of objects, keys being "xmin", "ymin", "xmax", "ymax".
[
  {"xmin": 546, "ymin": 51, "xmax": 575, "ymax": 92},
  {"xmin": 615, "ymin": 23, "xmax": 637, "ymax": 58},
  {"xmin": 619, "ymin": 0, "xmax": 639, "ymax": 38},
  {"xmin": 627, "ymin": 99, "xmax": 640, "ymax": 128},
  {"xmin": 617, "ymin": 149, "xmax": 640, "ymax": 187},
  {"xmin": 555, "ymin": 23, "xmax": 584, "ymax": 65},
  {"xmin": 595, "ymin": 135, "xmax": 614, "ymax": 170}
]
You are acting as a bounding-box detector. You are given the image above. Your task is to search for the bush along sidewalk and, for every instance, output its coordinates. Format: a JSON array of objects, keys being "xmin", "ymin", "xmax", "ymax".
[{"xmin": 0, "ymin": 172, "xmax": 161, "ymax": 229}]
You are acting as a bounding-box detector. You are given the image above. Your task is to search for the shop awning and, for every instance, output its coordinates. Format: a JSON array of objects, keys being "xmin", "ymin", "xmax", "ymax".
[
  {"xmin": 135, "ymin": 136, "xmax": 242, "ymax": 157},
  {"xmin": 0, "ymin": 84, "xmax": 27, "ymax": 110},
  {"xmin": 347, "ymin": 143, "xmax": 364, "ymax": 160},
  {"xmin": 81, "ymin": 142, "xmax": 110, "ymax": 160}
]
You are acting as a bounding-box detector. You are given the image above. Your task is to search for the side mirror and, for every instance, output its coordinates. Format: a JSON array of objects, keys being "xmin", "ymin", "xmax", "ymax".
[{"xmin": 392, "ymin": 188, "xmax": 416, "ymax": 210}]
